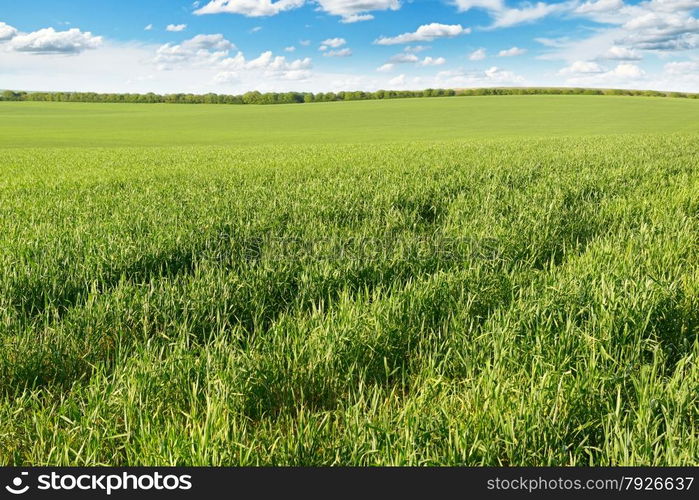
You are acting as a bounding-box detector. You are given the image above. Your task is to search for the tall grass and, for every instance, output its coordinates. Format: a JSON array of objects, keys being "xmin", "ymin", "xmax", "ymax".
[{"xmin": 0, "ymin": 135, "xmax": 697, "ymax": 465}]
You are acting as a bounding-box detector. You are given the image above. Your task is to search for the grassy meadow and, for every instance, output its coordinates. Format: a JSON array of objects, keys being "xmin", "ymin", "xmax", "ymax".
[{"xmin": 0, "ymin": 95, "xmax": 697, "ymax": 465}]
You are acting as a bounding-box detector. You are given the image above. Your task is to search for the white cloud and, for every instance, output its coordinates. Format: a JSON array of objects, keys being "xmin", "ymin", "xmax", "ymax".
[
  {"xmin": 563, "ymin": 62, "xmax": 646, "ymax": 85},
  {"xmin": 185, "ymin": 33, "xmax": 235, "ymax": 51},
  {"xmin": 558, "ymin": 60, "xmax": 605, "ymax": 75},
  {"xmin": 490, "ymin": 2, "xmax": 567, "ymax": 29},
  {"xmin": 214, "ymin": 49, "xmax": 314, "ymax": 82},
  {"xmin": 323, "ymin": 47, "xmax": 352, "ymax": 57},
  {"xmin": 419, "ymin": 56, "xmax": 446, "ymax": 66},
  {"xmin": 377, "ymin": 63, "xmax": 395, "ymax": 72},
  {"xmin": 648, "ymin": 0, "xmax": 699, "ymax": 12},
  {"xmin": 215, "ymin": 49, "xmax": 313, "ymax": 80},
  {"xmin": 469, "ymin": 48, "xmax": 486, "ymax": 60},
  {"xmin": 375, "ymin": 23, "xmax": 470, "ymax": 45},
  {"xmin": 608, "ymin": 62, "xmax": 645, "ymax": 77},
  {"xmin": 575, "ymin": 0, "xmax": 624, "ymax": 14},
  {"xmin": 284, "ymin": 45, "xmax": 296, "ymax": 51},
  {"xmin": 388, "ymin": 73, "xmax": 406, "ymax": 86},
  {"xmin": 389, "ymin": 52, "xmax": 419, "ymax": 63},
  {"xmin": 484, "ymin": 66, "xmax": 525, "ymax": 82},
  {"xmin": 540, "ymin": 0, "xmax": 699, "ymax": 66},
  {"xmin": 214, "ymin": 71, "xmax": 239, "ymax": 83},
  {"xmin": 568, "ymin": 1, "xmax": 699, "ymax": 55},
  {"xmin": 299, "ymin": 39, "xmax": 311, "ymax": 46},
  {"xmin": 433, "ymin": 66, "xmax": 526, "ymax": 86},
  {"xmin": 7, "ymin": 27, "xmax": 103, "ymax": 54},
  {"xmin": 453, "ymin": 0, "xmax": 567, "ymax": 29},
  {"xmin": 622, "ymin": 12, "xmax": 699, "ymax": 50},
  {"xmin": 144, "ymin": 24, "xmax": 153, "ymax": 31},
  {"xmin": 603, "ymin": 45, "xmax": 642, "ymax": 60},
  {"xmin": 194, "ymin": 0, "xmax": 400, "ymax": 22},
  {"xmin": 425, "ymin": 64, "xmax": 526, "ymax": 88},
  {"xmin": 319, "ymin": 37, "xmax": 346, "ymax": 50},
  {"xmin": 498, "ymin": 46, "xmax": 527, "ymax": 57},
  {"xmin": 453, "ymin": 0, "xmax": 504, "ymax": 11},
  {"xmin": 664, "ymin": 60, "xmax": 699, "ymax": 74},
  {"xmin": 340, "ymin": 14, "xmax": 375, "ymax": 23},
  {"xmin": 317, "ymin": 0, "xmax": 401, "ymax": 23},
  {"xmin": 166, "ymin": 24, "xmax": 187, "ymax": 32},
  {"xmin": 404, "ymin": 45, "xmax": 430, "ymax": 53},
  {"xmin": 154, "ymin": 34, "xmax": 236, "ymax": 69},
  {"xmin": 220, "ymin": 49, "xmax": 312, "ymax": 73},
  {"xmin": 0, "ymin": 21, "xmax": 18, "ymax": 41},
  {"xmin": 1, "ymin": 37, "xmax": 321, "ymax": 93},
  {"xmin": 195, "ymin": 0, "xmax": 305, "ymax": 17},
  {"xmin": 250, "ymin": 26, "xmax": 263, "ymax": 33}
]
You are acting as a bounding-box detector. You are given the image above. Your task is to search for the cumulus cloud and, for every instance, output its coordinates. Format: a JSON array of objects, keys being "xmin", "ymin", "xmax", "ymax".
[
  {"xmin": 374, "ymin": 23, "xmax": 470, "ymax": 45},
  {"xmin": 428, "ymin": 65, "xmax": 525, "ymax": 88},
  {"xmin": 484, "ymin": 66, "xmax": 525, "ymax": 82},
  {"xmin": 215, "ymin": 49, "xmax": 314, "ymax": 81},
  {"xmin": 622, "ymin": 11, "xmax": 699, "ymax": 50},
  {"xmin": 155, "ymin": 34, "xmax": 235, "ymax": 69},
  {"xmin": 540, "ymin": 0, "xmax": 699, "ymax": 67},
  {"xmin": 185, "ymin": 34, "xmax": 236, "ymax": 51},
  {"xmin": 323, "ymin": 47, "xmax": 352, "ymax": 57},
  {"xmin": 469, "ymin": 48, "xmax": 486, "ymax": 60},
  {"xmin": 492, "ymin": 2, "xmax": 567, "ymax": 28},
  {"xmin": 404, "ymin": 45, "xmax": 430, "ymax": 53},
  {"xmin": 664, "ymin": 60, "xmax": 699, "ymax": 74},
  {"xmin": 195, "ymin": 0, "xmax": 305, "ymax": 17},
  {"xmin": 218, "ymin": 49, "xmax": 312, "ymax": 81},
  {"xmin": 453, "ymin": 0, "xmax": 567, "ymax": 29},
  {"xmin": 317, "ymin": 0, "xmax": 401, "ymax": 23},
  {"xmin": 214, "ymin": 71, "xmax": 240, "ymax": 83},
  {"xmin": 194, "ymin": 0, "xmax": 400, "ymax": 22},
  {"xmin": 284, "ymin": 45, "xmax": 295, "ymax": 51},
  {"xmin": 377, "ymin": 63, "xmax": 395, "ymax": 72},
  {"xmin": 319, "ymin": 37, "xmax": 346, "ymax": 50},
  {"xmin": 0, "ymin": 21, "xmax": 18, "ymax": 41},
  {"xmin": 144, "ymin": 24, "xmax": 153, "ymax": 31},
  {"xmin": 7, "ymin": 27, "xmax": 103, "ymax": 54},
  {"xmin": 453, "ymin": 0, "xmax": 504, "ymax": 11},
  {"xmin": 389, "ymin": 52, "xmax": 419, "ymax": 63},
  {"xmin": 339, "ymin": 14, "xmax": 374, "ymax": 23},
  {"xmin": 166, "ymin": 24, "xmax": 187, "ymax": 32},
  {"xmin": 563, "ymin": 62, "xmax": 646, "ymax": 84},
  {"xmin": 606, "ymin": 62, "xmax": 645, "ymax": 77},
  {"xmin": 575, "ymin": 0, "xmax": 624, "ymax": 14},
  {"xmin": 388, "ymin": 73, "xmax": 406, "ymax": 86},
  {"xmin": 558, "ymin": 60, "xmax": 604, "ymax": 75},
  {"xmin": 602, "ymin": 46, "xmax": 642, "ymax": 60},
  {"xmin": 498, "ymin": 46, "xmax": 527, "ymax": 57},
  {"xmin": 419, "ymin": 56, "xmax": 446, "ymax": 66},
  {"xmin": 380, "ymin": 51, "xmax": 445, "ymax": 68}
]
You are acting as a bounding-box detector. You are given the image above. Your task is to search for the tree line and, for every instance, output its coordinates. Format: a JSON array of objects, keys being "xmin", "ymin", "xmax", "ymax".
[{"xmin": 1, "ymin": 87, "xmax": 697, "ymax": 104}]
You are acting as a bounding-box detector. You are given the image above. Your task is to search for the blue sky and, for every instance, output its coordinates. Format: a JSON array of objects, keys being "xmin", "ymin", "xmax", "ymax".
[{"xmin": 1, "ymin": 0, "xmax": 698, "ymax": 93}]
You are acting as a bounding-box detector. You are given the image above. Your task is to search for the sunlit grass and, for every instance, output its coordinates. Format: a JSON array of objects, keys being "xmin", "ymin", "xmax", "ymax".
[{"xmin": 0, "ymin": 99, "xmax": 697, "ymax": 465}]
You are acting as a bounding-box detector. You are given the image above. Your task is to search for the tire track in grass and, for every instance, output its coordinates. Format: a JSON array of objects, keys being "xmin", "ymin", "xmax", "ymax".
[
  {"xmin": 1, "ymin": 137, "xmax": 677, "ymax": 460},
  {"xmin": 4, "ymin": 138, "xmax": 697, "ymax": 464},
  {"xmin": 2, "ymin": 166, "xmax": 624, "ymax": 418}
]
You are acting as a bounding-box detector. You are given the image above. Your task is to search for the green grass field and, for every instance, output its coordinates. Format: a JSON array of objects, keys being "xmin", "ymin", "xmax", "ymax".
[
  {"xmin": 3, "ymin": 95, "xmax": 699, "ymax": 147},
  {"xmin": 1, "ymin": 96, "xmax": 697, "ymax": 465}
]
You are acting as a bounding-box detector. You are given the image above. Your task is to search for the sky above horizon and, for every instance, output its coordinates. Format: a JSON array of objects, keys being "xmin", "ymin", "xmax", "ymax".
[{"xmin": 1, "ymin": 0, "xmax": 698, "ymax": 93}]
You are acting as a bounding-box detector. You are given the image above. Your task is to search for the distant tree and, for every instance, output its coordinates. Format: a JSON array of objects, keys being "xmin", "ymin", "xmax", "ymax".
[{"xmin": 2, "ymin": 87, "xmax": 694, "ymax": 105}]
